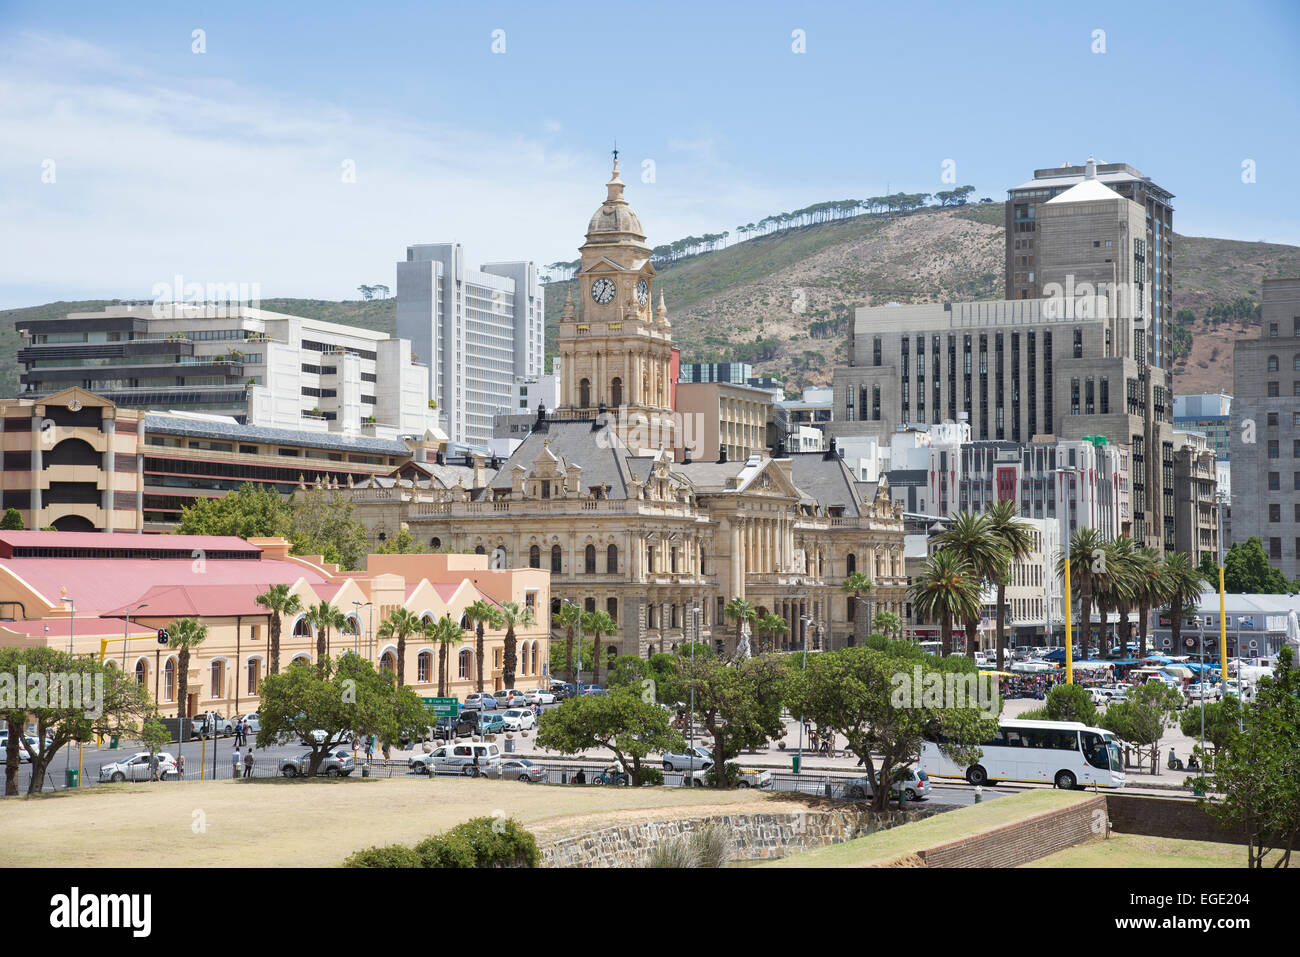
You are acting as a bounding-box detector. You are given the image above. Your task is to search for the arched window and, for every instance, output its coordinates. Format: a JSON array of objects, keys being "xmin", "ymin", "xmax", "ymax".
[
  {"xmin": 846, "ymin": 553, "xmax": 856, "ymax": 575},
  {"xmin": 524, "ymin": 642, "xmax": 533, "ymax": 675},
  {"xmin": 377, "ymin": 531, "xmax": 387, "ymax": 542},
  {"xmin": 551, "ymin": 545, "xmax": 562, "ymax": 573},
  {"xmin": 475, "ymin": 545, "xmax": 486, "ymax": 555},
  {"xmin": 458, "ymin": 649, "xmax": 472, "ymax": 680},
  {"xmin": 607, "ymin": 597, "xmax": 618, "ymax": 623},
  {"xmin": 607, "ymin": 645, "xmax": 617, "ymax": 663},
  {"xmin": 611, "ymin": 377, "xmax": 623, "ymax": 407},
  {"xmin": 430, "ymin": 537, "xmax": 441, "ymax": 549},
  {"xmin": 529, "ymin": 544, "xmax": 540, "ymax": 568},
  {"xmin": 292, "ymin": 617, "xmax": 312, "ymax": 638},
  {"xmin": 493, "ymin": 545, "xmax": 507, "ymax": 569},
  {"xmin": 134, "ymin": 658, "xmax": 147, "ymax": 686},
  {"xmin": 379, "ymin": 651, "xmax": 395, "ymax": 674},
  {"xmin": 585, "ymin": 544, "xmax": 597, "ymax": 574},
  {"xmin": 580, "ymin": 378, "xmax": 592, "ymax": 408},
  {"xmin": 247, "ymin": 658, "xmax": 260, "ymax": 695},
  {"xmin": 164, "ymin": 658, "xmax": 176, "ymax": 702},
  {"xmin": 459, "ymin": 613, "xmax": 470, "ymax": 630},
  {"xmin": 606, "ymin": 544, "xmax": 618, "ymax": 573},
  {"xmin": 417, "ymin": 651, "xmax": 433, "ymax": 683},
  {"xmin": 210, "ymin": 660, "xmax": 224, "ymax": 698}
]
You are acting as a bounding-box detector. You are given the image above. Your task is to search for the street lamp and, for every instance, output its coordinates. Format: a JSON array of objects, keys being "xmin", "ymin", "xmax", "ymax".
[
  {"xmin": 122, "ymin": 602, "xmax": 149, "ymax": 672},
  {"xmin": 796, "ymin": 615, "xmax": 812, "ymax": 773},
  {"xmin": 1214, "ymin": 489, "xmax": 1229, "ymax": 680},
  {"xmin": 1052, "ymin": 466, "xmax": 1078, "ymax": 684},
  {"xmin": 352, "ymin": 601, "xmax": 373, "ymax": 657},
  {"xmin": 60, "ymin": 595, "xmax": 74, "ymax": 782},
  {"xmin": 689, "ymin": 606, "xmax": 700, "ymax": 788}
]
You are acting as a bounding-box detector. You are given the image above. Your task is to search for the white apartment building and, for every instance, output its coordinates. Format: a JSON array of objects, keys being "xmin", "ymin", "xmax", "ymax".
[
  {"xmin": 396, "ymin": 244, "xmax": 544, "ymax": 447},
  {"xmin": 15, "ymin": 304, "xmax": 435, "ymax": 438}
]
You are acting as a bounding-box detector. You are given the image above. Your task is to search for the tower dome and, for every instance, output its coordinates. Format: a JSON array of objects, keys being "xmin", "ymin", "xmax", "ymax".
[{"xmin": 585, "ymin": 158, "xmax": 647, "ymax": 247}]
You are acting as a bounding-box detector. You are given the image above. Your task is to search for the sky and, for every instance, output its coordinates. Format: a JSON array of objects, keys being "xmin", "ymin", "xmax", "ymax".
[{"xmin": 1, "ymin": 0, "xmax": 1297, "ymax": 309}]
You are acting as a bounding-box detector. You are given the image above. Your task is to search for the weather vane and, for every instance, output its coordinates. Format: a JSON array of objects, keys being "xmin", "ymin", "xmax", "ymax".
[{"xmin": 612, "ymin": 140, "xmax": 619, "ymax": 163}]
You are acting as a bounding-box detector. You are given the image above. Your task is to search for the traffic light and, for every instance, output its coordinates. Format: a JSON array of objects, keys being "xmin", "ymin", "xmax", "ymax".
[{"xmin": 157, "ymin": 629, "xmax": 169, "ymax": 645}]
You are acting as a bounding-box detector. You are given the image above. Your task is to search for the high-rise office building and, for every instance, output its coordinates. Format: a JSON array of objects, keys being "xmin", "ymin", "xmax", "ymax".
[
  {"xmin": 396, "ymin": 244, "xmax": 543, "ymax": 447},
  {"xmin": 1230, "ymin": 278, "xmax": 1300, "ymax": 581},
  {"xmin": 1007, "ymin": 158, "xmax": 1174, "ymax": 367}
]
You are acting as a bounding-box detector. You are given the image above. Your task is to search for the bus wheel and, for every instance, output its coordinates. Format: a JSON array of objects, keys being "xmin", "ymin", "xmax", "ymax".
[
  {"xmin": 965, "ymin": 765, "xmax": 988, "ymax": 786},
  {"xmin": 1054, "ymin": 770, "xmax": 1077, "ymax": 790}
]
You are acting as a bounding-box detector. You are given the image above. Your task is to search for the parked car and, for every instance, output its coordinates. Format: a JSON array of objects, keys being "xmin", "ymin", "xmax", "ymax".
[
  {"xmin": 494, "ymin": 758, "xmax": 545, "ymax": 783},
  {"xmin": 662, "ymin": 747, "xmax": 713, "ymax": 772},
  {"xmin": 494, "ymin": 689, "xmax": 529, "ymax": 707},
  {"xmin": 735, "ymin": 767, "xmax": 773, "ymax": 789},
  {"xmin": 501, "ymin": 708, "xmax": 536, "ymax": 732},
  {"xmin": 463, "ymin": 693, "xmax": 499, "ymax": 711},
  {"xmin": 234, "ymin": 714, "xmax": 261, "ymax": 734},
  {"xmin": 416, "ymin": 742, "xmax": 502, "ymax": 775},
  {"xmin": 525, "ymin": 689, "xmax": 556, "ymax": 706},
  {"xmin": 0, "ymin": 733, "xmax": 39, "ymax": 762},
  {"xmin": 845, "ymin": 767, "xmax": 930, "ymax": 801},
  {"xmin": 300, "ymin": 729, "xmax": 353, "ymax": 747},
  {"xmin": 582, "ymin": 685, "xmax": 606, "ymax": 696},
  {"xmin": 1187, "ymin": 682, "xmax": 1221, "ymax": 702},
  {"xmin": 190, "ymin": 713, "xmax": 235, "ymax": 739},
  {"xmin": 475, "ymin": 712, "xmax": 506, "ymax": 736},
  {"xmin": 280, "ymin": 750, "xmax": 355, "ymax": 777},
  {"xmin": 99, "ymin": 752, "xmax": 178, "ymax": 783},
  {"xmin": 433, "ymin": 714, "xmax": 479, "ymax": 740}
]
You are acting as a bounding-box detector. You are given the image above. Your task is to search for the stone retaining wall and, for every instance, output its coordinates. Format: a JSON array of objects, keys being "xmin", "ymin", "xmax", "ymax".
[
  {"xmin": 539, "ymin": 806, "xmax": 941, "ymax": 867},
  {"xmin": 911, "ymin": 795, "xmax": 1107, "ymax": 867}
]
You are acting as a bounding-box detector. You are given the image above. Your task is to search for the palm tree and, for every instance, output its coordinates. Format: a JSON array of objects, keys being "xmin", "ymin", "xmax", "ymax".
[
  {"xmin": 464, "ymin": 600, "xmax": 505, "ymax": 693},
  {"xmin": 1097, "ymin": 537, "xmax": 1139, "ymax": 655},
  {"xmin": 553, "ymin": 603, "xmax": 583, "ymax": 685},
  {"xmin": 582, "ymin": 609, "xmax": 617, "ymax": 685},
  {"xmin": 377, "ymin": 607, "xmax": 421, "ymax": 686},
  {"xmin": 755, "ymin": 613, "xmax": 790, "ymax": 654},
  {"xmin": 1056, "ymin": 527, "xmax": 1108, "ymax": 659},
  {"xmin": 840, "ymin": 571, "xmax": 874, "ymax": 646},
  {"xmin": 1132, "ymin": 546, "xmax": 1168, "ymax": 658},
  {"xmin": 934, "ymin": 511, "xmax": 1006, "ymax": 657},
  {"xmin": 304, "ymin": 600, "xmax": 347, "ymax": 669},
  {"xmin": 723, "ymin": 597, "xmax": 757, "ymax": 654},
  {"xmin": 168, "ymin": 617, "xmax": 208, "ymax": 722},
  {"xmin": 498, "ymin": 601, "xmax": 536, "ymax": 689},
  {"xmin": 255, "ymin": 584, "xmax": 301, "ymax": 676},
  {"xmin": 872, "ymin": 610, "xmax": 902, "ymax": 640},
  {"xmin": 1162, "ymin": 552, "xmax": 1207, "ymax": 654},
  {"xmin": 985, "ymin": 500, "xmax": 1036, "ymax": 671},
  {"xmin": 426, "ymin": 615, "xmax": 467, "ymax": 697},
  {"xmin": 907, "ymin": 550, "xmax": 981, "ymax": 657}
]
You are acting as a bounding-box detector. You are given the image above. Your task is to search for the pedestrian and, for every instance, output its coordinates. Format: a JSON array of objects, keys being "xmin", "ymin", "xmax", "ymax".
[
  {"xmin": 231, "ymin": 744, "xmax": 242, "ymax": 779},
  {"xmin": 177, "ymin": 753, "xmax": 186, "ymax": 779},
  {"xmin": 243, "ymin": 747, "xmax": 255, "ymax": 778}
]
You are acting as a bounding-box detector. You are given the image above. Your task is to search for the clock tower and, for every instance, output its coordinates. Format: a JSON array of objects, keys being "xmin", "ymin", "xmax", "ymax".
[{"xmin": 557, "ymin": 156, "xmax": 676, "ymax": 453}]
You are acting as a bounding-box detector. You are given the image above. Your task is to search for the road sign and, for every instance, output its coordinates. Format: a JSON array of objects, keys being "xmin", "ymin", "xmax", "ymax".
[
  {"xmin": 157, "ymin": 629, "xmax": 169, "ymax": 645},
  {"xmin": 422, "ymin": 697, "xmax": 458, "ymax": 717}
]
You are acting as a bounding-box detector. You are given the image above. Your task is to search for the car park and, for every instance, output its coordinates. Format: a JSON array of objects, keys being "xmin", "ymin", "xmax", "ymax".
[
  {"xmin": 845, "ymin": 767, "xmax": 930, "ymax": 801},
  {"xmin": 501, "ymin": 708, "xmax": 536, "ymax": 732},
  {"xmin": 279, "ymin": 750, "xmax": 355, "ymax": 777},
  {"xmin": 662, "ymin": 747, "xmax": 713, "ymax": 772},
  {"xmin": 525, "ymin": 689, "xmax": 555, "ymax": 705},
  {"xmin": 99, "ymin": 752, "xmax": 178, "ymax": 782}
]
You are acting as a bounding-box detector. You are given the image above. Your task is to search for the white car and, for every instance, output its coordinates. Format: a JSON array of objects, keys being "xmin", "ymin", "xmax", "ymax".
[
  {"xmin": 301, "ymin": 729, "xmax": 353, "ymax": 747},
  {"xmin": 1187, "ymin": 682, "xmax": 1221, "ymax": 702},
  {"xmin": 525, "ymin": 689, "xmax": 556, "ymax": 706},
  {"xmin": 0, "ymin": 734, "xmax": 39, "ymax": 762},
  {"xmin": 233, "ymin": 714, "xmax": 261, "ymax": 734},
  {"xmin": 501, "ymin": 709, "xmax": 536, "ymax": 732},
  {"xmin": 99, "ymin": 752, "xmax": 178, "ymax": 782}
]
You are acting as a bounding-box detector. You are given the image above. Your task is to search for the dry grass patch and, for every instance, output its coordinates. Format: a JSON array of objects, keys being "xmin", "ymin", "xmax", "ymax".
[{"xmin": 1023, "ymin": 833, "xmax": 1246, "ymax": 868}]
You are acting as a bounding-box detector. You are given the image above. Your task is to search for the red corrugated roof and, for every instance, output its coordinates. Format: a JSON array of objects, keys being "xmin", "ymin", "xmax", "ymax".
[
  {"xmin": 0, "ymin": 617, "xmax": 155, "ymax": 638},
  {"xmin": 0, "ymin": 530, "xmax": 260, "ymax": 557},
  {"xmin": 103, "ymin": 584, "xmax": 277, "ymax": 618}
]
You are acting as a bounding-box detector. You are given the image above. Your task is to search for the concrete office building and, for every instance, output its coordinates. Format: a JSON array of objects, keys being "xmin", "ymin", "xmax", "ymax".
[
  {"xmin": 1172, "ymin": 429, "xmax": 1221, "ymax": 568},
  {"xmin": 396, "ymin": 244, "xmax": 544, "ymax": 448},
  {"xmin": 14, "ymin": 304, "xmax": 433, "ymax": 437},
  {"xmin": 1007, "ymin": 158, "xmax": 1174, "ymax": 368},
  {"xmin": 834, "ymin": 160, "xmax": 1177, "ymax": 550},
  {"xmin": 1174, "ymin": 393, "xmax": 1232, "ymax": 460},
  {"xmin": 674, "ymin": 381, "xmax": 772, "ymax": 463},
  {"xmin": 1229, "ymin": 278, "xmax": 1300, "ymax": 581}
]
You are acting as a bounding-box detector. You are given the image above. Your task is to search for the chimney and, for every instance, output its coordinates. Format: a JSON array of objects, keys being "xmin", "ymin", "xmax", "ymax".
[
  {"xmin": 472, "ymin": 453, "xmax": 486, "ymax": 490},
  {"xmin": 535, "ymin": 402, "xmax": 548, "ymax": 433},
  {"xmin": 823, "ymin": 436, "xmax": 839, "ymax": 461},
  {"xmin": 717, "ymin": 445, "xmax": 728, "ymax": 465}
]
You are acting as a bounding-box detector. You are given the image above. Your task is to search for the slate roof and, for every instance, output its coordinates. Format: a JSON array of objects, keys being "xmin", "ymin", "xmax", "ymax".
[
  {"xmin": 487, "ymin": 421, "xmax": 639, "ymax": 498},
  {"xmin": 787, "ymin": 451, "xmax": 876, "ymax": 516}
]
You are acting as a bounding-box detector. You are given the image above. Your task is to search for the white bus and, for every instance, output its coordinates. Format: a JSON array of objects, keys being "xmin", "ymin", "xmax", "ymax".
[{"xmin": 920, "ymin": 719, "xmax": 1126, "ymax": 790}]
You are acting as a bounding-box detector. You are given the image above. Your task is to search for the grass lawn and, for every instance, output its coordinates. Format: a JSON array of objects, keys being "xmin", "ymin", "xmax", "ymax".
[
  {"xmin": 0, "ymin": 777, "xmax": 808, "ymax": 868},
  {"xmin": 1024, "ymin": 833, "xmax": 1246, "ymax": 868},
  {"xmin": 760, "ymin": 789, "xmax": 1098, "ymax": 868}
]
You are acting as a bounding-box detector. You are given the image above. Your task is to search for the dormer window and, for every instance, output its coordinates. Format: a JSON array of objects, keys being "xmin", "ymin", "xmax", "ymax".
[{"xmin": 541, "ymin": 480, "xmax": 550, "ymax": 499}]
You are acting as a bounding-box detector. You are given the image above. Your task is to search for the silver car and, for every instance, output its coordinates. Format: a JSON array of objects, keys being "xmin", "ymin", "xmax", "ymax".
[
  {"xmin": 99, "ymin": 752, "xmax": 178, "ymax": 782},
  {"xmin": 662, "ymin": 747, "xmax": 713, "ymax": 772},
  {"xmin": 279, "ymin": 750, "xmax": 355, "ymax": 777}
]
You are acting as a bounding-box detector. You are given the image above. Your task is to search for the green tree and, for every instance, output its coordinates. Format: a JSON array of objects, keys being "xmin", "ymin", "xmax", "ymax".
[
  {"xmin": 141, "ymin": 717, "xmax": 170, "ymax": 770},
  {"xmin": 840, "ymin": 572, "xmax": 874, "ymax": 646},
  {"xmin": 1162, "ymin": 552, "xmax": 1207, "ymax": 653},
  {"xmin": 908, "ymin": 549, "xmax": 981, "ymax": 656},
  {"xmin": 985, "ymin": 500, "xmax": 1035, "ymax": 670},
  {"xmin": 497, "ymin": 601, "xmax": 535, "ymax": 690},
  {"xmin": 934, "ymin": 511, "xmax": 1007, "ymax": 656},
  {"xmin": 1099, "ymin": 681, "xmax": 1183, "ymax": 773},
  {"xmin": 255, "ymin": 584, "xmax": 302, "ymax": 676},
  {"xmin": 754, "ymin": 613, "xmax": 790, "ymax": 655},
  {"xmin": 0, "ymin": 647, "xmax": 153, "ymax": 794},
  {"xmin": 678, "ymin": 654, "xmax": 786, "ymax": 787},
  {"xmin": 0, "ymin": 507, "xmax": 24, "ymax": 530},
  {"xmin": 464, "ymin": 600, "xmax": 505, "ymax": 694},
  {"xmin": 550, "ymin": 634, "xmax": 593, "ymax": 681},
  {"xmin": 1096, "ymin": 536, "xmax": 1139, "ymax": 655},
  {"xmin": 1222, "ymin": 538, "xmax": 1300, "ymax": 594},
  {"xmin": 1179, "ymin": 696, "xmax": 1244, "ymax": 752},
  {"xmin": 1201, "ymin": 647, "xmax": 1300, "ymax": 866},
  {"xmin": 425, "ymin": 615, "xmax": 467, "ymax": 697},
  {"xmin": 582, "ymin": 609, "xmax": 617, "ymax": 686},
  {"xmin": 1132, "ymin": 546, "xmax": 1168, "ymax": 658},
  {"xmin": 1057, "ymin": 527, "xmax": 1109, "ymax": 658},
  {"xmin": 536, "ymin": 686, "xmax": 685, "ymax": 786},
  {"xmin": 287, "ymin": 486, "xmax": 369, "ymax": 571},
  {"xmin": 872, "ymin": 610, "xmax": 903, "ymax": 640},
  {"xmin": 723, "ymin": 597, "xmax": 757, "ymax": 656},
  {"xmin": 174, "ymin": 482, "xmax": 290, "ymax": 538},
  {"xmin": 375, "ymin": 527, "xmax": 429, "ymax": 554},
  {"xmin": 785, "ymin": 646, "xmax": 1000, "ymax": 811},
  {"xmin": 377, "ymin": 607, "xmax": 421, "ymax": 687},
  {"xmin": 169, "ymin": 617, "xmax": 208, "ymax": 722},
  {"xmin": 256, "ymin": 654, "xmax": 431, "ymax": 775},
  {"xmin": 553, "ymin": 603, "xmax": 583, "ymax": 685},
  {"xmin": 304, "ymin": 600, "xmax": 347, "ymax": 668}
]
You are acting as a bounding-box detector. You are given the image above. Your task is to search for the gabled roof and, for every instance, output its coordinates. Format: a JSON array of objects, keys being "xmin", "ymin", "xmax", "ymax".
[
  {"xmin": 1044, "ymin": 179, "xmax": 1123, "ymax": 205},
  {"xmin": 788, "ymin": 452, "xmax": 875, "ymax": 516},
  {"xmin": 488, "ymin": 421, "xmax": 638, "ymax": 498}
]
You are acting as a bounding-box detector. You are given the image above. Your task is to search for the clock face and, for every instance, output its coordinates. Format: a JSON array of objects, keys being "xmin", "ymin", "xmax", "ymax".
[
  {"xmin": 637, "ymin": 278, "xmax": 649, "ymax": 307},
  {"xmin": 591, "ymin": 277, "xmax": 616, "ymax": 305}
]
